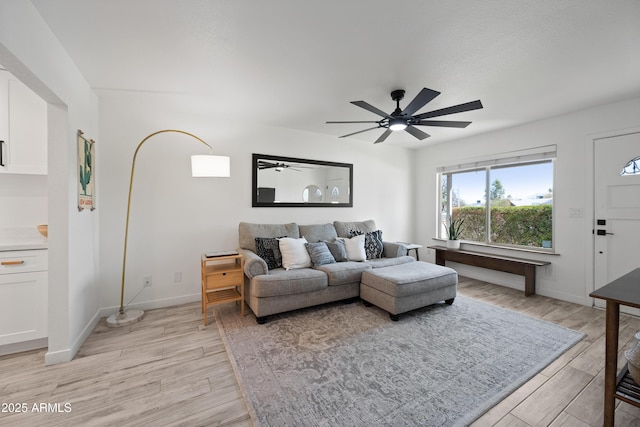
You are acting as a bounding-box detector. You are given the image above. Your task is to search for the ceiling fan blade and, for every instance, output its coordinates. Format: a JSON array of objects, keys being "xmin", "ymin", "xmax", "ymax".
[
  {"xmin": 413, "ymin": 100, "xmax": 483, "ymax": 120},
  {"xmin": 258, "ymin": 161, "xmax": 277, "ymax": 169},
  {"xmin": 339, "ymin": 126, "xmax": 381, "ymax": 138},
  {"xmin": 404, "ymin": 125, "xmax": 431, "ymax": 140},
  {"xmin": 351, "ymin": 101, "xmax": 390, "ymax": 118},
  {"xmin": 326, "ymin": 120, "xmax": 381, "ymax": 124},
  {"xmin": 374, "ymin": 129, "xmax": 393, "ymax": 144},
  {"xmin": 402, "ymin": 88, "xmax": 440, "ymax": 116},
  {"xmin": 414, "ymin": 120, "xmax": 472, "ymax": 128}
]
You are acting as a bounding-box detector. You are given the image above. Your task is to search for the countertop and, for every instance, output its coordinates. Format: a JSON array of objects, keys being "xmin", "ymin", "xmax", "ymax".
[{"xmin": 0, "ymin": 227, "xmax": 48, "ymax": 251}]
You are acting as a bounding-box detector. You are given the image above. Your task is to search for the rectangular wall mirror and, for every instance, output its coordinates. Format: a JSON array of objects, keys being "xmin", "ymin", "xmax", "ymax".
[{"xmin": 252, "ymin": 153, "xmax": 353, "ymax": 207}]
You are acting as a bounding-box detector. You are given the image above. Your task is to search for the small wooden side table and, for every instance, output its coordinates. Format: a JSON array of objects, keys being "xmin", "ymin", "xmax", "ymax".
[
  {"xmin": 201, "ymin": 253, "xmax": 244, "ymax": 326},
  {"xmin": 590, "ymin": 268, "xmax": 640, "ymax": 427}
]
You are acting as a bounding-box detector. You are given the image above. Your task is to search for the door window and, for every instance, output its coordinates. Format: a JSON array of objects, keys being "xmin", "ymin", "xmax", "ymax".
[{"xmin": 621, "ymin": 156, "xmax": 640, "ymax": 175}]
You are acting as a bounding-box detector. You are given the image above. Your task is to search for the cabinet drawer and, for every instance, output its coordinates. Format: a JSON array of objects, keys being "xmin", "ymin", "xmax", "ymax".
[
  {"xmin": 205, "ymin": 270, "xmax": 243, "ymax": 290},
  {"xmin": 0, "ymin": 250, "xmax": 47, "ymax": 275}
]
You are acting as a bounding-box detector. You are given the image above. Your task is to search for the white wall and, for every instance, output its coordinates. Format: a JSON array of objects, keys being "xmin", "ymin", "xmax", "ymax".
[
  {"xmin": 97, "ymin": 90, "xmax": 414, "ymax": 314},
  {"xmin": 415, "ymin": 96, "xmax": 640, "ymax": 305},
  {"xmin": 0, "ymin": 1, "xmax": 100, "ymax": 364}
]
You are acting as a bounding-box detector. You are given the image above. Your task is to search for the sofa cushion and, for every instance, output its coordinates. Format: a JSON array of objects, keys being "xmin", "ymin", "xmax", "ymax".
[
  {"xmin": 324, "ymin": 239, "xmax": 348, "ymax": 262},
  {"xmin": 305, "ymin": 242, "xmax": 336, "ymax": 267},
  {"xmin": 299, "ymin": 223, "xmax": 338, "ymax": 243},
  {"xmin": 315, "ymin": 261, "xmax": 373, "ymax": 286},
  {"xmin": 361, "ymin": 262, "xmax": 457, "ymax": 298},
  {"xmin": 342, "ymin": 234, "xmax": 366, "ymax": 262},
  {"xmin": 239, "ymin": 222, "xmax": 299, "ymax": 252},
  {"xmin": 367, "ymin": 255, "xmax": 416, "ymax": 268},
  {"xmin": 254, "ymin": 237, "xmax": 283, "ymax": 269},
  {"xmin": 251, "ymin": 268, "xmax": 328, "ymax": 297},
  {"xmin": 334, "ymin": 219, "xmax": 377, "ymax": 238},
  {"xmin": 279, "ymin": 237, "xmax": 312, "ymax": 270}
]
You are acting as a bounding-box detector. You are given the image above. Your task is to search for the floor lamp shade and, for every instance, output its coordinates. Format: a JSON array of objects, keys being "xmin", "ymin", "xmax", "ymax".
[
  {"xmin": 191, "ymin": 154, "xmax": 231, "ymax": 177},
  {"xmin": 107, "ymin": 129, "xmax": 229, "ymax": 328}
]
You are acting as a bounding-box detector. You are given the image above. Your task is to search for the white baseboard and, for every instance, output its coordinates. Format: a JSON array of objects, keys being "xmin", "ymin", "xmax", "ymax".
[
  {"xmin": 44, "ymin": 293, "xmax": 201, "ymax": 366},
  {"xmin": 45, "ymin": 308, "xmax": 102, "ymax": 365},
  {"xmin": 44, "ymin": 347, "xmax": 73, "ymax": 365},
  {"xmin": 98, "ymin": 293, "xmax": 202, "ymax": 322},
  {"xmin": 453, "ymin": 263, "xmax": 589, "ymax": 307}
]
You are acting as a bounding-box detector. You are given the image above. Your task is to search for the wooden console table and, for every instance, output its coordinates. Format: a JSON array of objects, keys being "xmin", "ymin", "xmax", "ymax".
[
  {"xmin": 590, "ymin": 268, "xmax": 640, "ymax": 427},
  {"xmin": 427, "ymin": 245, "xmax": 550, "ymax": 296}
]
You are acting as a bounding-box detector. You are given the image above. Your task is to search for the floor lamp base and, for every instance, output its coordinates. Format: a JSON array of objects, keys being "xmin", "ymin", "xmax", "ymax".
[{"xmin": 106, "ymin": 309, "xmax": 144, "ymax": 328}]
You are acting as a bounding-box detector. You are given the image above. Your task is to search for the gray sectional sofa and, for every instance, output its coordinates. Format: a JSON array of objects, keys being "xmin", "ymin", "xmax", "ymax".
[{"xmin": 238, "ymin": 220, "xmax": 415, "ymax": 323}]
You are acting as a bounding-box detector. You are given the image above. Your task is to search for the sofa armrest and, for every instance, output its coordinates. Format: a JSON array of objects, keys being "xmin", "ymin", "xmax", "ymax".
[
  {"xmin": 238, "ymin": 248, "xmax": 268, "ymax": 279},
  {"xmin": 382, "ymin": 241, "xmax": 407, "ymax": 258}
]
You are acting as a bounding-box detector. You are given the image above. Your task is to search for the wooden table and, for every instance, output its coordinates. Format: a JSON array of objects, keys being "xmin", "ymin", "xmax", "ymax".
[
  {"xmin": 201, "ymin": 253, "xmax": 244, "ymax": 326},
  {"xmin": 427, "ymin": 245, "xmax": 550, "ymax": 296},
  {"xmin": 590, "ymin": 268, "xmax": 640, "ymax": 427}
]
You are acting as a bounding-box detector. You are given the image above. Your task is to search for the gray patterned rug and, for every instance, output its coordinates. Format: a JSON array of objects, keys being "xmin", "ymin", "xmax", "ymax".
[{"xmin": 214, "ymin": 296, "xmax": 583, "ymax": 427}]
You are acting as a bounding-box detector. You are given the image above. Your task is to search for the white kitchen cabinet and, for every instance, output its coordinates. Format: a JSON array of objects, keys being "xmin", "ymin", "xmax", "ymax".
[
  {"xmin": 0, "ymin": 70, "xmax": 48, "ymax": 175},
  {"xmin": 0, "ymin": 249, "xmax": 48, "ymax": 347}
]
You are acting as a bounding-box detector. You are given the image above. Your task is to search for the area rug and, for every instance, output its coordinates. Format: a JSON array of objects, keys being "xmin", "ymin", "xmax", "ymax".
[{"xmin": 214, "ymin": 296, "xmax": 584, "ymax": 427}]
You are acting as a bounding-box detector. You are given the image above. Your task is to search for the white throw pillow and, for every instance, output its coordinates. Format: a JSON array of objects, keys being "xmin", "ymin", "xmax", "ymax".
[
  {"xmin": 341, "ymin": 234, "xmax": 366, "ymax": 262},
  {"xmin": 279, "ymin": 237, "xmax": 312, "ymax": 270}
]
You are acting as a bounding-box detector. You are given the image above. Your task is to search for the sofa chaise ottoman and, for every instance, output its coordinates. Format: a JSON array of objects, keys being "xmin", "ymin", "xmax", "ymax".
[
  {"xmin": 238, "ymin": 220, "xmax": 415, "ymax": 323},
  {"xmin": 360, "ymin": 261, "xmax": 458, "ymax": 321}
]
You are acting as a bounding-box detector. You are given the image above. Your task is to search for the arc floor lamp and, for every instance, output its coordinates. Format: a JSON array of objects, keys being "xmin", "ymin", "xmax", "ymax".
[{"xmin": 106, "ymin": 129, "xmax": 230, "ymax": 327}]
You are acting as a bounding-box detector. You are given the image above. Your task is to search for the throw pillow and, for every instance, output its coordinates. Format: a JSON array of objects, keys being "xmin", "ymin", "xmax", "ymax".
[
  {"xmin": 279, "ymin": 237, "xmax": 312, "ymax": 270},
  {"xmin": 324, "ymin": 239, "xmax": 348, "ymax": 262},
  {"xmin": 341, "ymin": 234, "xmax": 366, "ymax": 262},
  {"xmin": 254, "ymin": 237, "xmax": 283, "ymax": 269},
  {"xmin": 305, "ymin": 242, "xmax": 336, "ymax": 267},
  {"xmin": 365, "ymin": 230, "xmax": 384, "ymax": 259},
  {"xmin": 350, "ymin": 229, "xmax": 384, "ymax": 260}
]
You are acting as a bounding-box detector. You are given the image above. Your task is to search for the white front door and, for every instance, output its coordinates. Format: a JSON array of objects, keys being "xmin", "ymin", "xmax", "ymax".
[{"xmin": 594, "ymin": 131, "xmax": 640, "ymax": 313}]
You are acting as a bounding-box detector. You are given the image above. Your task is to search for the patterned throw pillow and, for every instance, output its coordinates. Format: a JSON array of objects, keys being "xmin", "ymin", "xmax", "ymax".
[
  {"xmin": 323, "ymin": 239, "xmax": 348, "ymax": 262},
  {"xmin": 255, "ymin": 237, "xmax": 283, "ymax": 270},
  {"xmin": 350, "ymin": 229, "xmax": 384, "ymax": 260},
  {"xmin": 305, "ymin": 242, "xmax": 336, "ymax": 267}
]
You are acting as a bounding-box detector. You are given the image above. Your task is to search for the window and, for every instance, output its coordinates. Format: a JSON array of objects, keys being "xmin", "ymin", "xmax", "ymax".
[
  {"xmin": 438, "ymin": 147, "xmax": 555, "ymax": 250},
  {"xmin": 621, "ymin": 156, "xmax": 640, "ymax": 176}
]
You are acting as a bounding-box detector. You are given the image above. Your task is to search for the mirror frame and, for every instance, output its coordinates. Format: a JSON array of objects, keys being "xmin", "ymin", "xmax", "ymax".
[{"xmin": 252, "ymin": 153, "xmax": 353, "ymax": 207}]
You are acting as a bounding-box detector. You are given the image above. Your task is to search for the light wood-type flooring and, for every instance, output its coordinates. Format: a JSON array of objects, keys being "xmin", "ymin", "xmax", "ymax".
[{"xmin": 1, "ymin": 277, "xmax": 640, "ymax": 426}]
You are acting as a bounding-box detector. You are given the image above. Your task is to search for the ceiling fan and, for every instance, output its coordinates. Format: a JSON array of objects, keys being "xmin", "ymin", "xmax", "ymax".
[
  {"xmin": 257, "ymin": 160, "xmax": 311, "ymax": 172},
  {"xmin": 326, "ymin": 88, "xmax": 483, "ymax": 144}
]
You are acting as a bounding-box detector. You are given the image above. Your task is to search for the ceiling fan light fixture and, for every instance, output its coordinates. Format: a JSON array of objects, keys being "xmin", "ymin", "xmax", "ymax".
[
  {"xmin": 389, "ymin": 117, "xmax": 407, "ymax": 131},
  {"xmin": 327, "ymin": 87, "xmax": 483, "ymax": 143}
]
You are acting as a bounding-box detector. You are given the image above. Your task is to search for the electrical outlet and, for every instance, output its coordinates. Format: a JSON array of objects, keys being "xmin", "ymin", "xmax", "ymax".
[
  {"xmin": 174, "ymin": 272, "xmax": 182, "ymax": 283},
  {"xmin": 143, "ymin": 275, "xmax": 152, "ymax": 287}
]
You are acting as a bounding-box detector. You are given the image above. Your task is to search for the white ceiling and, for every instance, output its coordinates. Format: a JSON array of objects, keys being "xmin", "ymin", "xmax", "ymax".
[{"xmin": 32, "ymin": 0, "xmax": 640, "ymax": 148}]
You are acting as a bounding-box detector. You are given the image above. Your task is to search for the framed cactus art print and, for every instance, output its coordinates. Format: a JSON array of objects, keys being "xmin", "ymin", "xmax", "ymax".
[{"xmin": 77, "ymin": 129, "xmax": 95, "ymax": 211}]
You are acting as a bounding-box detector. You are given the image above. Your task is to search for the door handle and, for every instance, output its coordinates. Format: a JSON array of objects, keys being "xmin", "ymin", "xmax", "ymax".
[
  {"xmin": 596, "ymin": 229, "xmax": 614, "ymax": 236},
  {"xmin": 0, "ymin": 140, "xmax": 5, "ymax": 167}
]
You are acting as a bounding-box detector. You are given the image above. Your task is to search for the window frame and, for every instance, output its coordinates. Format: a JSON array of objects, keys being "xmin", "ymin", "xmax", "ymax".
[{"xmin": 437, "ymin": 147, "xmax": 556, "ymax": 253}]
